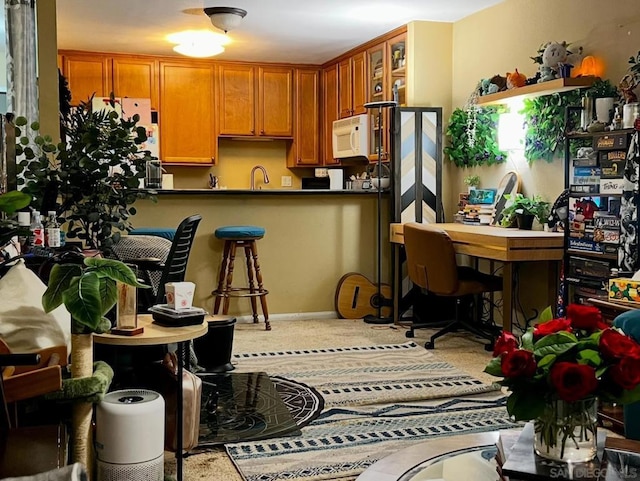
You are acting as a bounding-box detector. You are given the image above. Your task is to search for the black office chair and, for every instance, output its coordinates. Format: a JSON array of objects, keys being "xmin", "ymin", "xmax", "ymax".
[
  {"xmin": 403, "ymin": 222, "xmax": 503, "ymax": 350},
  {"xmin": 101, "ymin": 214, "xmax": 202, "ymax": 386},
  {"xmin": 112, "ymin": 214, "xmax": 202, "ymax": 311}
]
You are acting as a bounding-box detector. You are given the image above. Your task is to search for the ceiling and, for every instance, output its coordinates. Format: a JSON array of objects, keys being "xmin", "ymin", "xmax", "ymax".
[{"xmin": 55, "ymin": 0, "xmax": 504, "ymax": 64}]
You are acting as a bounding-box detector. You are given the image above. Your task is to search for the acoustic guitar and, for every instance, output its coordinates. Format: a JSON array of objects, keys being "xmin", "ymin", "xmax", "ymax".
[{"xmin": 335, "ymin": 272, "xmax": 392, "ymax": 319}]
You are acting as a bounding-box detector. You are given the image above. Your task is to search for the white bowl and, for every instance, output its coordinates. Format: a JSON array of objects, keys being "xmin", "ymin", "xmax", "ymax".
[{"xmin": 371, "ymin": 177, "xmax": 390, "ymax": 190}]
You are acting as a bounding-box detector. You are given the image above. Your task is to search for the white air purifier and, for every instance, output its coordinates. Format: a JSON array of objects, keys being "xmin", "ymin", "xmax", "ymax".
[{"xmin": 96, "ymin": 389, "xmax": 165, "ymax": 481}]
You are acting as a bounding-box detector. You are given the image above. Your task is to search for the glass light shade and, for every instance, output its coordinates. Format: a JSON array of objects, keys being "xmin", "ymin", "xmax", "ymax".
[
  {"xmin": 173, "ymin": 43, "xmax": 224, "ymax": 58},
  {"xmin": 204, "ymin": 7, "xmax": 247, "ymax": 33}
]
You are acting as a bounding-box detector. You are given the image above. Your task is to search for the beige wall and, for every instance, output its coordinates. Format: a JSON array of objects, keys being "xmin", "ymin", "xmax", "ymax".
[{"xmin": 131, "ymin": 194, "xmax": 390, "ymax": 317}]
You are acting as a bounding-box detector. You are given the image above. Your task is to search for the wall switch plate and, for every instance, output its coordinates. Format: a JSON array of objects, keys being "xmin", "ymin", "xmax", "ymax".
[
  {"xmin": 315, "ymin": 168, "xmax": 328, "ymax": 177},
  {"xmin": 281, "ymin": 175, "xmax": 292, "ymax": 187}
]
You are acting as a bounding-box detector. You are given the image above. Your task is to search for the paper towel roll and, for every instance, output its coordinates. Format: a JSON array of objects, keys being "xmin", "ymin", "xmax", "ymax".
[{"xmin": 328, "ymin": 170, "xmax": 344, "ymax": 190}]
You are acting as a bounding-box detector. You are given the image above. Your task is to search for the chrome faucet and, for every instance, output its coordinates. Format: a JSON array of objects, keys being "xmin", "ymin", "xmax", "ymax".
[{"xmin": 250, "ymin": 165, "xmax": 270, "ymax": 190}]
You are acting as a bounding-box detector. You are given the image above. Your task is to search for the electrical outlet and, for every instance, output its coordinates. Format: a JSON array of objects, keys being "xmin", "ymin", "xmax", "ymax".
[{"xmin": 281, "ymin": 176, "xmax": 292, "ymax": 187}]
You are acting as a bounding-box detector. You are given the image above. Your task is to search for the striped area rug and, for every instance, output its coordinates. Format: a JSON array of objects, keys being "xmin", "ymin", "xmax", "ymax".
[{"xmin": 226, "ymin": 342, "xmax": 518, "ymax": 481}]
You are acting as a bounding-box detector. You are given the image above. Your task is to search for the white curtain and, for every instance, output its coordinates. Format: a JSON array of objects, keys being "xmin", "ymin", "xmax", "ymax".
[{"xmin": 5, "ymin": 0, "xmax": 38, "ymax": 120}]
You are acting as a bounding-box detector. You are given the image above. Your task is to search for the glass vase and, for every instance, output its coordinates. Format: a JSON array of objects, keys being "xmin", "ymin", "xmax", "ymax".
[{"xmin": 534, "ymin": 397, "xmax": 598, "ymax": 463}]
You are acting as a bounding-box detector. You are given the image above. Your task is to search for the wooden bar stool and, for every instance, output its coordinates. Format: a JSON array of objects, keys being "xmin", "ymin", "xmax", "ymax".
[{"xmin": 212, "ymin": 226, "xmax": 270, "ymax": 330}]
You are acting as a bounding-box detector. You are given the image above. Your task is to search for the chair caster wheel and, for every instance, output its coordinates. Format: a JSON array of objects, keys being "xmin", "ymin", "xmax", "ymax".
[
  {"xmin": 424, "ymin": 341, "xmax": 435, "ymax": 350},
  {"xmin": 405, "ymin": 331, "xmax": 415, "ymax": 338}
]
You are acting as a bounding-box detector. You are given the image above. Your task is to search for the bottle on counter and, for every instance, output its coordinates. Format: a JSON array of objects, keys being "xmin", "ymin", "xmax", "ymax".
[
  {"xmin": 46, "ymin": 211, "xmax": 61, "ymax": 248},
  {"xmin": 29, "ymin": 211, "xmax": 44, "ymax": 248}
]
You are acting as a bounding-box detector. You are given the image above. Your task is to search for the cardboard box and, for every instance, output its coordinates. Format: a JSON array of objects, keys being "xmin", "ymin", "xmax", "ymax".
[{"xmin": 609, "ymin": 278, "xmax": 640, "ymax": 304}]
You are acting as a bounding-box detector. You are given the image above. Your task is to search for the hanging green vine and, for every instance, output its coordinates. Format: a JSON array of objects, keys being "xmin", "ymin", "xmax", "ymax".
[
  {"xmin": 444, "ymin": 106, "xmax": 507, "ymax": 168},
  {"xmin": 521, "ymin": 89, "xmax": 584, "ymax": 164}
]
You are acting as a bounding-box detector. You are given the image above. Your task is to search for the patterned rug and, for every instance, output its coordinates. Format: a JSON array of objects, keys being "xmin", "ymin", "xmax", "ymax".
[{"xmin": 226, "ymin": 342, "xmax": 519, "ymax": 481}]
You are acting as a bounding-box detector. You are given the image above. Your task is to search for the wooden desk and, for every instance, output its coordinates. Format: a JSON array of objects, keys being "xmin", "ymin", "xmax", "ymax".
[
  {"xmin": 390, "ymin": 223, "xmax": 565, "ymax": 332},
  {"xmin": 95, "ymin": 315, "xmax": 208, "ymax": 481}
]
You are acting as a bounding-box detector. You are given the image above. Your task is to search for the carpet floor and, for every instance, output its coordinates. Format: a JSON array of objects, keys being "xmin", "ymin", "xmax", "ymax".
[{"xmin": 164, "ymin": 319, "xmax": 502, "ymax": 481}]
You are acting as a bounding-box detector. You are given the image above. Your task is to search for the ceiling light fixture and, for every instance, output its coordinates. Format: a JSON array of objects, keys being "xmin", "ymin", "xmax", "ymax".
[
  {"xmin": 173, "ymin": 43, "xmax": 225, "ymax": 58},
  {"xmin": 204, "ymin": 7, "xmax": 247, "ymax": 33}
]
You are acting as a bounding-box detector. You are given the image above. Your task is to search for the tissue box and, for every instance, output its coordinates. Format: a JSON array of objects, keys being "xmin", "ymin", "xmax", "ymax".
[
  {"xmin": 609, "ymin": 278, "xmax": 640, "ymax": 304},
  {"xmin": 165, "ymin": 281, "xmax": 195, "ymax": 309}
]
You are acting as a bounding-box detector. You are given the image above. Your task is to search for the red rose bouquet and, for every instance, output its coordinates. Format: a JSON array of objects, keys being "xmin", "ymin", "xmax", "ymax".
[{"xmin": 485, "ymin": 304, "xmax": 640, "ymax": 462}]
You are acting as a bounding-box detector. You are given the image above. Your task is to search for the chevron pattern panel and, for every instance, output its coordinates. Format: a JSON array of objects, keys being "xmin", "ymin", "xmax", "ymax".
[{"xmin": 392, "ymin": 107, "xmax": 443, "ymax": 308}]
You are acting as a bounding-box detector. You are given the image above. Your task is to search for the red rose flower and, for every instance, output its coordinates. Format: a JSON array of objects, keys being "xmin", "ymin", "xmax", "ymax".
[
  {"xmin": 493, "ymin": 331, "xmax": 519, "ymax": 357},
  {"xmin": 610, "ymin": 357, "xmax": 640, "ymax": 391},
  {"xmin": 501, "ymin": 349, "xmax": 537, "ymax": 378},
  {"xmin": 567, "ymin": 304, "xmax": 608, "ymax": 331},
  {"xmin": 600, "ymin": 329, "xmax": 640, "ymax": 360},
  {"xmin": 534, "ymin": 318, "xmax": 572, "ymax": 338},
  {"xmin": 549, "ymin": 362, "xmax": 598, "ymax": 402}
]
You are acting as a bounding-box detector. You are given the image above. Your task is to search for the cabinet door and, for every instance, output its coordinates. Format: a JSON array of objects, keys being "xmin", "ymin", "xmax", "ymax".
[
  {"xmin": 159, "ymin": 61, "xmax": 216, "ymax": 164},
  {"xmin": 112, "ymin": 57, "xmax": 159, "ymax": 110},
  {"xmin": 351, "ymin": 51, "xmax": 367, "ymax": 115},
  {"xmin": 289, "ymin": 69, "xmax": 320, "ymax": 166},
  {"xmin": 322, "ymin": 65, "xmax": 340, "ymax": 166},
  {"xmin": 337, "ymin": 58, "xmax": 352, "ymax": 119},
  {"xmin": 258, "ymin": 66, "xmax": 293, "ymax": 137},
  {"xmin": 61, "ymin": 53, "xmax": 111, "ymax": 106},
  {"xmin": 388, "ymin": 33, "xmax": 406, "ymax": 107},
  {"xmin": 218, "ymin": 64, "xmax": 255, "ymax": 136}
]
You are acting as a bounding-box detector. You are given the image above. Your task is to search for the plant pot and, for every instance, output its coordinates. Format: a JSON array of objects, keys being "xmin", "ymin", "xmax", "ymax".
[
  {"xmin": 595, "ymin": 97, "xmax": 615, "ymax": 123},
  {"xmin": 516, "ymin": 213, "xmax": 535, "ymax": 230},
  {"xmin": 534, "ymin": 397, "xmax": 598, "ymax": 463}
]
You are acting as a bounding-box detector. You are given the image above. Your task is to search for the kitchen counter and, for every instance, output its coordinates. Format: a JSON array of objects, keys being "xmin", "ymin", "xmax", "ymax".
[{"xmin": 151, "ymin": 189, "xmax": 387, "ymax": 195}]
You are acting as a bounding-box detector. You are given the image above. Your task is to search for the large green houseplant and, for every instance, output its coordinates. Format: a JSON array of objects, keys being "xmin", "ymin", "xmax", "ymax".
[{"xmin": 15, "ymin": 98, "xmax": 157, "ymax": 252}]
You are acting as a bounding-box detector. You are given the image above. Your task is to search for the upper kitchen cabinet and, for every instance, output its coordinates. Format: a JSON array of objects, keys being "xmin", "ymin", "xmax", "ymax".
[
  {"xmin": 159, "ymin": 61, "xmax": 216, "ymax": 165},
  {"xmin": 388, "ymin": 33, "xmax": 406, "ymax": 107},
  {"xmin": 112, "ymin": 56, "xmax": 159, "ymax": 110},
  {"xmin": 322, "ymin": 64, "xmax": 340, "ymax": 166},
  {"xmin": 338, "ymin": 51, "xmax": 366, "ymax": 119},
  {"xmin": 287, "ymin": 68, "xmax": 320, "ymax": 167},
  {"xmin": 218, "ymin": 63, "xmax": 293, "ymax": 138},
  {"xmin": 367, "ymin": 43, "xmax": 390, "ymax": 162},
  {"xmin": 61, "ymin": 52, "xmax": 112, "ymax": 106}
]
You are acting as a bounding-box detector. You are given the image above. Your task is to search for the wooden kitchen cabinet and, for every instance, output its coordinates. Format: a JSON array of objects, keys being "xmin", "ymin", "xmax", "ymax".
[
  {"xmin": 159, "ymin": 61, "xmax": 216, "ymax": 165},
  {"xmin": 322, "ymin": 64, "xmax": 340, "ymax": 166},
  {"xmin": 61, "ymin": 52, "xmax": 111, "ymax": 105},
  {"xmin": 338, "ymin": 51, "xmax": 366, "ymax": 119},
  {"xmin": 287, "ymin": 68, "xmax": 320, "ymax": 167},
  {"xmin": 112, "ymin": 56, "xmax": 159, "ymax": 110},
  {"xmin": 218, "ymin": 63, "xmax": 293, "ymax": 138}
]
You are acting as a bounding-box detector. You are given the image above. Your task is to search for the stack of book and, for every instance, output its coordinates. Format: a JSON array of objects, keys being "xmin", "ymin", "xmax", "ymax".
[{"xmin": 458, "ymin": 204, "xmax": 494, "ymax": 225}]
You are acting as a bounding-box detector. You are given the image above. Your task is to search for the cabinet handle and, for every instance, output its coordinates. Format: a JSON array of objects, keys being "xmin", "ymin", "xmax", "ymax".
[
  {"xmin": 211, "ymin": 156, "xmax": 215, "ymax": 162},
  {"xmin": 298, "ymin": 158, "xmax": 302, "ymax": 163},
  {"xmin": 251, "ymin": 129, "xmax": 255, "ymax": 134},
  {"xmin": 260, "ymin": 129, "xmax": 265, "ymax": 135}
]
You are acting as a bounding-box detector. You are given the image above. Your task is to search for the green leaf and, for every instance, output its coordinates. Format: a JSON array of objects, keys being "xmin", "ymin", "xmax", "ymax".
[
  {"xmin": 84, "ymin": 257, "xmax": 148, "ymax": 288},
  {"xmin": 521, "ymin": 330, "xmax": 534, "ymax": 351},
  {"xmin": 0, "ymin": 190, "xmax": 31, "ymax": 214},
  {"xmin": 63, "ymin": 272, "xmax": 102, "ymax": 331},
  {"xmin": 484, "ymin": 356, "xmax": 503, "ymax": 377},
  {"xmin": 538, "ymin": 354, "xmax": 556, "ymax": 369},
  {"xmin": 507, "ymin": 389, "xmax": 547, "ymax": 421},
  {"xmin": 576, "ymin": 349, "xmax": 602, "ymax": 367},
  {"xmin": 99, "ymin": 278, "xmax": 118, "ymax": 313},
  {"xmin": 538, "ymin": 306, "xmax": 554, "ymax": 323},
  {"xmin": 533, "ymin": 332, "xmax": 578, "ymax": 358},
  {"xmin": 42, "ymin": 264, "xmax": 83, "ymax": 312}
]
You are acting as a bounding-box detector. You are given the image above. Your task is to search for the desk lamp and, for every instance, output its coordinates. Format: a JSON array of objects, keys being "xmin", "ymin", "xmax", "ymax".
[{"xmin": 363, "ymin": 100, "xmax": 397, "ymax": 325}]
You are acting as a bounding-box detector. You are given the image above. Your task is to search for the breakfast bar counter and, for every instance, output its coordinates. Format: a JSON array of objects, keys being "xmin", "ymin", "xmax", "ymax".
[{"xmin": 151, "ymin": 188, "xmax": 385, "ymax": 196}]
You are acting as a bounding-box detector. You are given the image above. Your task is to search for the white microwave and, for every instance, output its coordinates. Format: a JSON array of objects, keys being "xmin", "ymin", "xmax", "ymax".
[{"xmin": 332, "ymin": 114, "xmax": 369, "ymax": 160}]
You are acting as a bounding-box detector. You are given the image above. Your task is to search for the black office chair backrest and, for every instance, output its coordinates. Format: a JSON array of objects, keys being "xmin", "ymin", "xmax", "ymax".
[
  {"xmin": 155, "ymin": 214, "xmax": 202, "ymax": 304},
  {"xmin": 404, "ymin": 222, "xmax": 459, "ymax": 296}
]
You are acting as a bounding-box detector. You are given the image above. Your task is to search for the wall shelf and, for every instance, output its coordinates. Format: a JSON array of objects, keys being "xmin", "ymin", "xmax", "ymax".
[{"xmin": 476, "ymin": 76, "xmax": 596, "ymax": 106}]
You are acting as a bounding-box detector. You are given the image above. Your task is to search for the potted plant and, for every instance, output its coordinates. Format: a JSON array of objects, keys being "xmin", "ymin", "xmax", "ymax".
[
  {"xmin": 15, "ymin": 97, "xmax": 157, "ymax": 253},
  {"xmin": 586, "ymin": 78, "xmax": 619, "ymax": 123},
  {"xmin": 500, "ymin": 193, "xmax": 550, "ymax": 230},
  {"xmin": 463, "ymin": 174, "xmax": 481, "ymax": 192},
  {"xmin": 41, "ymin": 256, "xmax": 147, "ymax": 466},
  {"xmin": 0, "ymin": 190, "xmax": 31, "ymax": 248}
]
